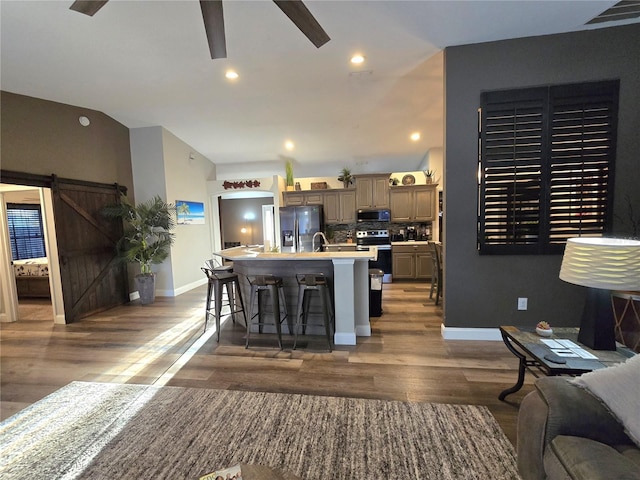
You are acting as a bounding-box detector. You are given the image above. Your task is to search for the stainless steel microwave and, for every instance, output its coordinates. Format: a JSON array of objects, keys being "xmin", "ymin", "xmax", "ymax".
[{"xmin": 357, "ymin": 209, "xmax": 391, "ymax": 222}]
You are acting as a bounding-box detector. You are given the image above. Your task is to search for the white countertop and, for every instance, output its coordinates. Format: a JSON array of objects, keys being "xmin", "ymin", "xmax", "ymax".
[{"xmin": 217, "ymin": 246, "xmax": 376, "ymax": 261}]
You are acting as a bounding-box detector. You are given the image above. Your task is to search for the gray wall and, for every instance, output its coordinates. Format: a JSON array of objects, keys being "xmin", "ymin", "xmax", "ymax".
[
  {"xmin": 443, "ymin": 24, "xmax": 640, "ymax": 329},
  {"xmin": 1, "ymin": 91, "xmax": 133, "ymax": 190}
]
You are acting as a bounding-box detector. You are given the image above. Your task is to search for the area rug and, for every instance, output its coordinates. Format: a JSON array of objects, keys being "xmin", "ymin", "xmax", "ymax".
[{"xmin": 0, "ymin": 382, "xmax": 520, "ymax": 479}]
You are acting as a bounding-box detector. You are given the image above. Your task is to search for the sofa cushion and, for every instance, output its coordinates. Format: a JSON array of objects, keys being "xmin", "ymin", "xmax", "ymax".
[
  {"xmin": 573, "ymin": 354, "xmax": 640, "ymax": 447},
  {"xmin": 545, "ymin": 435, "xmax": 640, "ymax": 480}
]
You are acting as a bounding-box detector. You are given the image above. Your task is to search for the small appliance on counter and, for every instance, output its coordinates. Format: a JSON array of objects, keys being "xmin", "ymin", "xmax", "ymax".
[{"xmin": 406, "ymin": 226, "xmax": 417, "ymax": 241}]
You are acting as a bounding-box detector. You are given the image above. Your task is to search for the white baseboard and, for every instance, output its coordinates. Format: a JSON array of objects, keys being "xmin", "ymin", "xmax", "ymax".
[
  {"xmin": 334, "ymin": 332, "xmax": 357, "ymax": 346},
  {"xmin": 440, "ymin": 324, "xmax": 502, "ymax": 341},
  {"xmin": 156, "ymin": 278, "xmax": 208, "ymax": 298},
  {"xmin": 355, "ymin": 325, "xmax": 372, "ymax": 337}
]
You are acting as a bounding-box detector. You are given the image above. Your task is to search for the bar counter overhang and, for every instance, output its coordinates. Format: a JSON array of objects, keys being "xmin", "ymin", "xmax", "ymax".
[{"xmin": 216, "ymin": 246, "xmax": 378, "ymax": 345}]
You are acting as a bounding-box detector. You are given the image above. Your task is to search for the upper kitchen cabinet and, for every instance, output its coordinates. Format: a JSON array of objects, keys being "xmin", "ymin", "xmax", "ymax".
[
  {"xmin": 390, "ymin": 185, "xmax": 437, "ymax": 222},
  {"xmin": 355, "ymin": 174, "xmax": 390, "ymax": 209},
  {"xmin": 282, "ymin": 191, "xmax": 324, "ymax": 207},
  {"xmin": 323, "ymin": 190, "xmax": 356, "ymax": 224}
]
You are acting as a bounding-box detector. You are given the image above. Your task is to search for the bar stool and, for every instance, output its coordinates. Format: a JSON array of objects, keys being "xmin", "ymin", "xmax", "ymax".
[
  {"xmin": 246, "ymin": 275, "xmax": 289, "ymax": 350},
  {"xmin": 293, "ymin": 273, "xmax": 333, "ymax": 352},
  {"xmin": 201, "ymin": 265, "xmax": 246, "ymax": 341}
]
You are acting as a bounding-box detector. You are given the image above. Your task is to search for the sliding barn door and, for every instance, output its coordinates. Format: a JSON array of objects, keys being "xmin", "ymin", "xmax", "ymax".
[{"xmin": 52, "ymin": 180, "xmax": 128, "ymax": 323}]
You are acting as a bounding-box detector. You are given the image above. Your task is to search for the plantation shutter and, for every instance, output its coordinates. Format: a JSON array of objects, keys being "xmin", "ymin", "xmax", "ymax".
[
  {"xmin": 478, "ymin": 81, "xmax": 618, "ymax": 255},
  {"xmin": 548, "ymin": 84, "xmax": 618, "ymax": 245},
  {"xmin": 7, "ymin": 204, "xmax": 47, "ymax": 260}
]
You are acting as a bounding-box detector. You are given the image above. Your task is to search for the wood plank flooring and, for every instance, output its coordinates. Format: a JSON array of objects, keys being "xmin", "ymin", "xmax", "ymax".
[{"xmin": 0, "ymin": 283, "xmax": 535, "ymax": 445}]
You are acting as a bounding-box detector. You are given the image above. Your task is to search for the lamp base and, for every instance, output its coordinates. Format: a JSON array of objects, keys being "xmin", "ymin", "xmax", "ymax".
[{"xmin": 577, "ymin": 287, "xmax": 616, "ymax": 351}]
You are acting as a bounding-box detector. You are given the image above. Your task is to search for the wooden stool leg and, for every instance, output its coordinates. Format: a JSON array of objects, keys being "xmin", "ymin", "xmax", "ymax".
[{"xmin": 246, "ymin": 285, "xmax": 258, "ymax": 349}]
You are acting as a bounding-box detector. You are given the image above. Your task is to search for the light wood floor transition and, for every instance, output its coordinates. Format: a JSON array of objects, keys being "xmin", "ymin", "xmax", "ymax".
[{"xmin": 0, "ymin": 282, "xmax": 535, "ymax": 445}]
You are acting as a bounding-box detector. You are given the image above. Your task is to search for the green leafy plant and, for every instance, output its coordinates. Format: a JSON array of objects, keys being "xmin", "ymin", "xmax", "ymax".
[
  {"xmin": 424, "ymin": 169, "xmax": 436, "ymax": 178},
  {"xmin": 389, "ymin": 177, "xmax": 400, "ymax": 186},
  {"xmin": 102, "ymin": 195, "xmax": 176, "ymax": 275},
  {"xmin": 285, "ymin": 160, "xmax": 294, "ymax": 187},
  {"xmin": 338, "ymin": 167, "xmax": 353, "ymax": 187}
]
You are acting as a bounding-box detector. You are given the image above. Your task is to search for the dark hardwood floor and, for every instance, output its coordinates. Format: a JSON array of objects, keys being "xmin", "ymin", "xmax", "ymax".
[{"xmin": 0, "ymin": 283, "xmax": 534, "ymax": 445}]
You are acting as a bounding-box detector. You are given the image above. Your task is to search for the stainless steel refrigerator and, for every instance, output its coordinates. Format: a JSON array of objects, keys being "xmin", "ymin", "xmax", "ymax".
[{"xmin": 279, "ymin": 205, "xmax": 324, "ymax": 253}]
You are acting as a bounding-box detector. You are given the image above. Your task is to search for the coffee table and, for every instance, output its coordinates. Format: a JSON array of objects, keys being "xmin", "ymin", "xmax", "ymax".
[{"xmin": 499, "ymin": 326, "xmax": 635, "ymax": 400}]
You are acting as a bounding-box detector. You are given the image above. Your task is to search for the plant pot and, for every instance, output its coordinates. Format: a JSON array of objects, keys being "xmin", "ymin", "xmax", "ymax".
[
  {"xmin": 425, "ymin": 177, "xmax": 434, "ymax": 184},
  {"xmin": 343, "ymin": 181, "xmax": 351, "ymax": 189},
  {"xmin": 135, "ymin": 273, "xmax": 156, "ymax": 305},
  {"xmin": 286, "ymin": 185, "xmax": 295, "ymax": 191}
]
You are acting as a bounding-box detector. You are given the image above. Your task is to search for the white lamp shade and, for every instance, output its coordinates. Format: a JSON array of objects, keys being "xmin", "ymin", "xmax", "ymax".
[{"xmin": 559, "ymin": 237, "xmax": 640, "ymax": 291}]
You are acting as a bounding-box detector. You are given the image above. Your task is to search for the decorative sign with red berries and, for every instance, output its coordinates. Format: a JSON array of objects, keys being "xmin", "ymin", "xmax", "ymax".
[{"xmin": 223, "ymin": 180, "xmax": 261, "ymax": 190}]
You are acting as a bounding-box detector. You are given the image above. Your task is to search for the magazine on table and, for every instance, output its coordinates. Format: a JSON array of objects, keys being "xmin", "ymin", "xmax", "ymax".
[{"xmin": 199, "ymin": 463, "xmax": 243, "ymax": 480}]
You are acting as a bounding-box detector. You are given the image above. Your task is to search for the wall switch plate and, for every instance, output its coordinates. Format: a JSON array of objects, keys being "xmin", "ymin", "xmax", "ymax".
[{"xmin": 518, "ymin": 297, "xmax": 528, "ymax": 310}]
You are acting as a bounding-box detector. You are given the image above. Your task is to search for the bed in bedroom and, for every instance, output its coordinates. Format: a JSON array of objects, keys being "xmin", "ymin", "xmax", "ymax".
[{"xmin": 13, "ymin": 257, "xmax": 51, "ymax": 298}]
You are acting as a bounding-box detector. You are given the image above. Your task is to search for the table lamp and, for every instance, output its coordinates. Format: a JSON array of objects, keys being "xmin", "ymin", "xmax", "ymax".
[{"xmin": 559, "ymin": 237, "xmax": 640, "ymax": 350}]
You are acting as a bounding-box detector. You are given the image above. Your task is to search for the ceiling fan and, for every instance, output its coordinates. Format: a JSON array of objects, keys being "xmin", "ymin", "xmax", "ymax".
[{"xmin": 69, "ymin": 0, "xmax": 330, "ymax": 59}]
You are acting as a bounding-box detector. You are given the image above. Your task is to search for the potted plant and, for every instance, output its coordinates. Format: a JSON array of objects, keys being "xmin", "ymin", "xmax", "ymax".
[
  {"xmin": 338, "ymin": 167, "xmax": 353, "ymax": 188},
  {"xmin": 102, "ymin": 195, "xmax": 176, "ymax": 304},
  {"xmin": 285, "ymin": 160, "xmax": 295, "ymax": 191},
  {"xmin": 389, "ymin": 177, "xmax": 400, "ymax": 186},
  {"xmin": 424, "ymin": 169, "xmax": 436, "ymax": 184}
]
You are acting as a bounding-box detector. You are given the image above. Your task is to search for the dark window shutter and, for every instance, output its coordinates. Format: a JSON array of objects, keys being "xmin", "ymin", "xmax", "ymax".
[
  {"xmin": 478, "ymin": 81, "xmax": 618, "ymax": 255},
  {"xmin": 7, "ymin": 204, "xmax": 47, "ymax": 260}
]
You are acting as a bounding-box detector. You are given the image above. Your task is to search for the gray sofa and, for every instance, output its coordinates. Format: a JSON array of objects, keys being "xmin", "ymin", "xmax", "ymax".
[{"xmin": 517, "ymin": 376, "xmax": 640, "ymax": 480}]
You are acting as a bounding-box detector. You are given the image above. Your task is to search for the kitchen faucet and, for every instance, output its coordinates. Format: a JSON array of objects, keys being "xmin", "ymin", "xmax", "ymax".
[{"xmin": 312, "ymin": 231, "xmax": 329, "ymax": 252}]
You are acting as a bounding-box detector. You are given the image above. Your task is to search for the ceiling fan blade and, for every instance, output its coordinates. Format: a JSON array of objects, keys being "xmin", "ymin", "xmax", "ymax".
[
  {"xmin": 69, "ymin": 0, "xmax": 109, "ymax": 16},
  {"xmin": 200, "ymin": 0, "xmax": 227, "ymax": 59},
  {"xmin": 273, "ymin": 0, "xmax": 330, "ymax": 48}
]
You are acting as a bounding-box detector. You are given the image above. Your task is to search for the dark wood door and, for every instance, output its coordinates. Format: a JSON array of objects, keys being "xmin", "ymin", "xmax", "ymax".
[{"xmin": 52, "ymin": 181, "xmax": 128, "ymax": 323}]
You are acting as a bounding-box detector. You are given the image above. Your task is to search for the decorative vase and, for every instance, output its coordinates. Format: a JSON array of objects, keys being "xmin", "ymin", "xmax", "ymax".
[
  {"xmin": 343, "ymin": 181, "xmax": 350, "ymax": 189},
  {"xmin": 426, "ymin": 177, "xmax": 434, "ymax": 184},
  {"xmin": 536, "ymin": 327, "xmax": 553, "ymax": 337},
  {"xmin": 135, "ymin": 273, "xmax": 156, "ymax": 305},
  {"xmin": 286, "ymin": 185, "xmax": 295, "ymax": 191}
]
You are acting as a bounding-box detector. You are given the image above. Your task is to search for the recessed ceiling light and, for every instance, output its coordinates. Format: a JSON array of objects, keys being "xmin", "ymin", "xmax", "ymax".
[
  {"xmin": 225, "ymin": 70, "xmax": 239, "ymax": 80},
  {"xmin": 410, "ymin": 132, "xmax": 421, "ymax": 141},
  {"xmin": 285, "ymin": 140, "xmax": 295, "ymax": 151},
  {"xmin": 350, "ymin": 54, "xmax": 365, "ymax": 65}
]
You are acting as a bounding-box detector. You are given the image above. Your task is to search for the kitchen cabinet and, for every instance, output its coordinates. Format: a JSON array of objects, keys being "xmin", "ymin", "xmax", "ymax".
[
  {"xmin": 355, "ymin": 174, "xmax": 390, "ymax": 209},
  {"xmin": 392, "ymin": 243, "xmax": 432, "ymax": 280},
  {"xmin": 282, "ymin": 191, "xmax": 324, "ymax": 207},
  {"xmin": 323, "ymin": 190, "xmax": 356, "ymax": 224},
  {"xmin": 389, "ymin": 185, "xmax": 437, "ymax": 222}
]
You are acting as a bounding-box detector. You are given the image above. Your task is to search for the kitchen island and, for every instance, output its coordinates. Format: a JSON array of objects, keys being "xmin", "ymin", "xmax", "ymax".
[{"xmin": 216, "ymin": 246, "xmax": 377, "ymax": 345}]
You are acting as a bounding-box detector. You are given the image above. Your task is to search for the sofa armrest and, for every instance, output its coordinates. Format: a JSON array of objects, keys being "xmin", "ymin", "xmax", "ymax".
[
  {"xmin": 517, "ymin": 377, "xmax": 633, "ymax": 480},
  {"xmin": 535, "ymin": 377, "xmax": 630, "ymax": 446}
]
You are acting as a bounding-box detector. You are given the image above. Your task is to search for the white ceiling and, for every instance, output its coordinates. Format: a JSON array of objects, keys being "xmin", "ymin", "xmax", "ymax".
[{"xmin": 1, "ymin": 0, "xmax": 636, "ymax": 177}]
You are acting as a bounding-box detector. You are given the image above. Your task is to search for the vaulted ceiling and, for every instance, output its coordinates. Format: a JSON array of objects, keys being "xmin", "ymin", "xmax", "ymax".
[{"xmin": 1, "ymin": 1, "xmax": 637, "ymax": 177}]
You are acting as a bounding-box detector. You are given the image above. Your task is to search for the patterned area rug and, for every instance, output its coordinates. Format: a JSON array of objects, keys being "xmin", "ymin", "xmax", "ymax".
[{"xmin": 0, "ymin": 382, "xmax": 520, "ymax": 479}]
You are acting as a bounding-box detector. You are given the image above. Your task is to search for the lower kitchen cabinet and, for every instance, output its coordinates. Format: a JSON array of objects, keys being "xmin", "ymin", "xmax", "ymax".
[{"xmin": 392, "ymin": 243, "xmax": 432, "ymax": 280}]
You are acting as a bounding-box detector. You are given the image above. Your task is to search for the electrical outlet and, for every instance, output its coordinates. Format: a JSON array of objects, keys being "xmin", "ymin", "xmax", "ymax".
[{"xmin": 518, "ymin": 297, "xmax": 528, "ymax": 311}]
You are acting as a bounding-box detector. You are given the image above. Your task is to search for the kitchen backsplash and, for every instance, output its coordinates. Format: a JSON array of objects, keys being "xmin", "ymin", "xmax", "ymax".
[{"xmin": 327, "ymin": 221, "xmax": 432, "ymax": 243}]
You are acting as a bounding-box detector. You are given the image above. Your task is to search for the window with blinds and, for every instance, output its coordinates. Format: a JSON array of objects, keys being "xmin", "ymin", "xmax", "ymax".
[
  {"xmin": 7, "ymin": 204, "xmax": 47, "ymax": 260},
  {"xmin": 478, "ymin": 80, "xmax": 619, "ymax": 255}
]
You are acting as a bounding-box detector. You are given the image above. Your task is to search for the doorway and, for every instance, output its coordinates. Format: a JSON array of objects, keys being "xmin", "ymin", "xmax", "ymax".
[
  {"xmin": 218, "ymin": 192, "xmax": 275, "ymax": 249},
  {"xmin": 0, "ymin": 184, "xmax": 55, "ymax": 323}
]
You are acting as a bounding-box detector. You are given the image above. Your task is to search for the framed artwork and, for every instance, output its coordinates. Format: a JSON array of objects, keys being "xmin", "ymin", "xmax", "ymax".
[{"xmin": 176, "ymin": 200, "xmax": 205, "ymax": 225}]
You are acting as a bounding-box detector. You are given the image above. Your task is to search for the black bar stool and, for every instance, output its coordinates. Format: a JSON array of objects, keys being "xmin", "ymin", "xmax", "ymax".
[
  {"xmin": 246, "ymin": 275, "xmax": 289, "ymax": 349},
  {"xmin": 293, "ymin": 273, "xmax": 333, "ymax": 352},
  {"xmin": 201, "ymin": 265, "xmax": 246, "ymax": 341}
]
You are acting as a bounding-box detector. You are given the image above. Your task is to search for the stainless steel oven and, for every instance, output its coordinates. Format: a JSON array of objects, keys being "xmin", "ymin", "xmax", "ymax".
[{"xmin": 356, "ymin": 230, "xmax": 392, "ymax": 282}]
